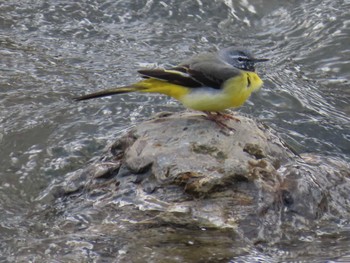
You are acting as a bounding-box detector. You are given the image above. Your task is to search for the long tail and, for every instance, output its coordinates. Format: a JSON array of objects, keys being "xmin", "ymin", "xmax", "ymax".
[
  {"xmin": 73, "ymin": 85, "xmax": 143, "ymax": 101},
  {"xmin": 74, "ymin": 78, "xmax": 189, "ymax": 101}
]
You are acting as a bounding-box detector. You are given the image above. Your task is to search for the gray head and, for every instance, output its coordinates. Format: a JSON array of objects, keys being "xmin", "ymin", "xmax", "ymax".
[{"xmin": 218, "ymin": 47, "xmax": 268, "ymax": 72}]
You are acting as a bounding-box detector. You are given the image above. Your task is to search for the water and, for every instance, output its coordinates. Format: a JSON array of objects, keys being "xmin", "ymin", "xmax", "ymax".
[{"xmin": 1, "ymin": 0, "xmax": 349, "ymax": 262}]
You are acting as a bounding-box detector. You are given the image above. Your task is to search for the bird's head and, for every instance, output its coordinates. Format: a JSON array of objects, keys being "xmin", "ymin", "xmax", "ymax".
[{"xmin": 218, "ymin": 47, "xmax": 268, "ymax": 72}]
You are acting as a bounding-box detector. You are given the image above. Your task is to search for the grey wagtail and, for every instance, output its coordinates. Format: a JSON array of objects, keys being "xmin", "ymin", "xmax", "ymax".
[{"xmin": 74, "ymin": 47, "xmax": 268, "ymax": 128}]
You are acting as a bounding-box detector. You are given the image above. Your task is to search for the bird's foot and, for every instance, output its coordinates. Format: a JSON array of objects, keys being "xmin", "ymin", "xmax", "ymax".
[
  {"xmin": 216, "ymin": 112, "xmax": 241, "ymax": 122},
  {"xmin": 203, "ymin": 111, "xmax": 236, "ymax": 132}
]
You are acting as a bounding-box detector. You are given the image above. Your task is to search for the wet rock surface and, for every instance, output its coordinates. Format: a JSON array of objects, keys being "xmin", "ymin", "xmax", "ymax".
[{"xmin": 51, "ymin": 112, "xmax": 350, "ymax": 262}]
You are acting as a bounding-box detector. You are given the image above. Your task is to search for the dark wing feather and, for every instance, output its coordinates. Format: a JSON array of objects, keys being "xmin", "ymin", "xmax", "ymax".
[
  {"xmin": 186, "ymin": 63, "xmax": 242, "ymax": 89},
  {"xmin": 138, "ymin": 68, "xmax": 202, "ymax": 87},
  {"xmin": 138, "ymin": 53, "xmax": 242, "ymax": 90},
  {"xmin": 181, "ymin": 53, "xmax": 242, "ymax": 89}
]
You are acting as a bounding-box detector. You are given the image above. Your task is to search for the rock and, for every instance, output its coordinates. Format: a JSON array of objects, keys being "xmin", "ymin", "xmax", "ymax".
[
  {"xmin": 53, "ymin": 111, "xmax": 350, "ymax": 261},
  {"xmin": 61, "ymin": 112, "xmax": 296, "ymax": 226}
]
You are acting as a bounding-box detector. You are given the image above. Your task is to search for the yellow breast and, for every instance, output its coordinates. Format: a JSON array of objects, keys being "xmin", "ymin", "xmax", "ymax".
[{"xmin": 181, "ymin": 71, "xmax": 263, "ymax": 111}]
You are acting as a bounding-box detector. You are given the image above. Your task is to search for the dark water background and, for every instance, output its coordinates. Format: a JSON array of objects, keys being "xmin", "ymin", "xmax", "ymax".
[{"xmin": 1, "ymin": 0, "xmax": 350, "ymax": 262}]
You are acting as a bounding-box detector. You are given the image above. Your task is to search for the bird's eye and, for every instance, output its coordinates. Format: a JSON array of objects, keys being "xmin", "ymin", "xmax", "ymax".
[{"xmin": 237, "ymin": 57, "xmax": 244, "ymax": 62}]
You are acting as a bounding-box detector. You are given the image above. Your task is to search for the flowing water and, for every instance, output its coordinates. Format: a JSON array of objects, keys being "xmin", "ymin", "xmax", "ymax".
[{"xmin": 1, "ymin": 0, "xmax": 350, "ymax": 262}]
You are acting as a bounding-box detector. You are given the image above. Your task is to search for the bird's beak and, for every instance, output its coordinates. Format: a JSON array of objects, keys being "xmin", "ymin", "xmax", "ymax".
[{"xmin": 252, "ymin": 58, "xmax": 269, "ymax": 63}]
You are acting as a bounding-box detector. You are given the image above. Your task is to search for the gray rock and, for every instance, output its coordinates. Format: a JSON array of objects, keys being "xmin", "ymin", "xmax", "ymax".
[{"xmin": 54, "ymin": 111, "xmax": 350, "ymax": 261}]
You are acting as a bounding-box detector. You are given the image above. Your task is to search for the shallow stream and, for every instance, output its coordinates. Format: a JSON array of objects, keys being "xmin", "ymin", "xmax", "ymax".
[{"xmin": 1, "ymin": 0, "xmax": 350, "ymax": 262}]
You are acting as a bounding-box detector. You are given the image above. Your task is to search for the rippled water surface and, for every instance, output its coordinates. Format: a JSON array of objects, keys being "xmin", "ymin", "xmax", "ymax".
[{"xmin": 1, "ymin": 0, "xmax": 350, "ymax": 262}]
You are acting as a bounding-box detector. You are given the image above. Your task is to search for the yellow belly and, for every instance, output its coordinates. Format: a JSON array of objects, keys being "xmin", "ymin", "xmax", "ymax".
[{"xmin": 181, "ymin": 71, "xmax": 263, "ymax": 111}]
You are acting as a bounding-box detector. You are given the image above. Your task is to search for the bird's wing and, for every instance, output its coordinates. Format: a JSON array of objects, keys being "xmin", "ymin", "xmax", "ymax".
[
  {"xmin": 138, "ymin": 53, "xmax": 242, "ymax": 90},
  {"xmin": 138, "ymin": 67, "xmax": 202, "ymax": 87}
]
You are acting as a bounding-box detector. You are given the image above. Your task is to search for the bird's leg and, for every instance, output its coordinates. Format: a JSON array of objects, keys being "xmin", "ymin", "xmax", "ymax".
[
  {"xmin": 216, "ymin": 111, "xmax": 241, "ymax": 122},
  {"xmin": 203, "ymin": 111, "xmax": 235, "ymax": 131}
]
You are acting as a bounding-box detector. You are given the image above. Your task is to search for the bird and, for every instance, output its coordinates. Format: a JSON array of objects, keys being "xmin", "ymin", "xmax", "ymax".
[{"xmin": 74, "ymin": 47, "xmax": 268, "ymax": 129}]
